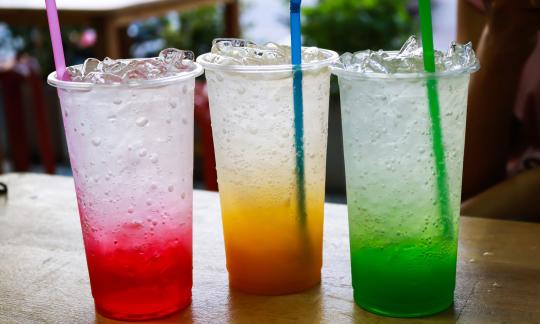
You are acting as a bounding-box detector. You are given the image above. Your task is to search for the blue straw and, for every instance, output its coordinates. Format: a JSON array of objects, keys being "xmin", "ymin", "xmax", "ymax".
[{"xmin": 290, "ymin": 0, "xmax": 307, "ymax": 227}]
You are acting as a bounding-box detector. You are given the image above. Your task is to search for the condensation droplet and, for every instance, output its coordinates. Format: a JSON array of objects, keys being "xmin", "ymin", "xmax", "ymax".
[
  {"xmin": 169, "ymin": 101, "xmax": 177, "ymax": 109},
  {"xmin": 181, "ymin": 192, "xmax": 186, "ymax": 199},
  {"xmin": 92, "ymin": 137, "xmax": 102, "ymax": 146},
  {"xmin": 113, "ymin": 99, "xmax": 122, "ymax": 105},
  {"xmin": 149, "ymin": 154, "xmax": 159, "ymax": 164},
  {"xmin": 248, "ymin": 127, "xmax": 258, "ymax": 135},
  {"xmin": 138, "ymin": 149, "xmax": 147, "ymax": 157},
  {"xmin": 136, "ymin": 117, "xmax": 149, "ymax": 127},
  {"xmin": 168, "ymin": 185, "xmax": 174, "ymax": 192}
]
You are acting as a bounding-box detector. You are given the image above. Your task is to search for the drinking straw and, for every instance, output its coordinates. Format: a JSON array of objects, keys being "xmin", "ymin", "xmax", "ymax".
[
  {"xmin": 44, "ymin": 0, "xmax": 68, "ymax": 80},
  {"xmin": 418, "ymin": 0, "xmax": 453, "ymax": 237},
  {"xmin": 290, "ymin": 0, "xmax": 308, "ymax": 228}
]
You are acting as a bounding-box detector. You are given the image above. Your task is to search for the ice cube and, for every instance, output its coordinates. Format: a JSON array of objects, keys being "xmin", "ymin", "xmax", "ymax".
[
  {"xmin": 122, "ymin": 68, "xmax": 150, "ymax": 81},
  {"xmin": 446, "ymin": 42, "xmax": 476, "ymax": 71},
  {"xmin": 82, "ymin": 58, "xmax": 102, "ymax": 75},
  {"xmin": 212, "ymin": 38, "xmax": 255, "ymax": 48},
  {"xmin": 102, "ymin": 57, "xmax": 127, "ymax": 75},
  {"xmin": 67, "ymin": 65, "xmax": 83, "ymax": 80},
  {"xmin": 366, "ymin": 52, "xmax": 391, "ymax": 73},
  {"xmin": 303, "ymin": 47, "xmax": 322, "ymax": 63},
  {"xmin": 208, "ymin": 39, "xmax": 326, "ymax": 65},
  {"xmin": 82, "ymin": 72, "xmax": 123, "ymax": 84},
  {"xmin": 336, "ymin": 35, "xmax": 478, "ymax": 74},
  {"xmin": 398, "ymin": 36, "xmax": 420, "ymax": 56},
  {"xmin": 66, "ymin": 47, "xmax": 196, "ymax": 85}
]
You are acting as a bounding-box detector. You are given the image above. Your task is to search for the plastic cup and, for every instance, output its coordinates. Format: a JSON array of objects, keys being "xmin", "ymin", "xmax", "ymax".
[
  {"xmin": 48, "ymin": 61, "xmax": 203, "ymax": 320},
  {"xmin": 332, "ymin": 58, "xmax": 478, "ymax": 317},
  {"xmin": 197, "ymin": 49, "xmax": 338, "ymax": 295}
]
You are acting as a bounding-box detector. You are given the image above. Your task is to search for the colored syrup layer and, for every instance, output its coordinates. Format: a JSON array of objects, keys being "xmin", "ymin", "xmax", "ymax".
[
  {"xmin": 82, "ymin": 209, "xmax": 192, "ymax": 320},
  {"xmin": 219, "ymin": 187, "xmax": 324, "ymax": 295}
]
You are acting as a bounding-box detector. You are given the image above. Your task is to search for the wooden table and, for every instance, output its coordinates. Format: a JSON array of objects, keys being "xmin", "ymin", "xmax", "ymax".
[
  {"xmin": 0, "ymin": 173, "xmax": 539, "ymax": 323},
  {"xmin": 0, "ymin": 0, "xmax": 240, "ymax": 58}
]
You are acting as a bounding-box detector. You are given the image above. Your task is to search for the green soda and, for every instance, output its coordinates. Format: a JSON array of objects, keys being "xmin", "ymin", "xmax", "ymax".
[
  {"xmin": 349, "ymin": 226, "xmax": 457, "ymax": 316},
  {"xmin": 331, "ymin": 37, "xmax": 479, "ymax": 317}
]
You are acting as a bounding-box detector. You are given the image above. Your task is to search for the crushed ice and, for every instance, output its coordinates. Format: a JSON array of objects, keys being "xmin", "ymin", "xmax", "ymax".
[
  {"xmin": 335, "ymin": 36, "xmax": 478, "ymax": 74},
  {"xmin": 204, "ymin": 38, "xmax": 327, "ymax": 65},
  {"xmin": 67, "ymin": 48, "xmax": 196, "ymax": 84}
]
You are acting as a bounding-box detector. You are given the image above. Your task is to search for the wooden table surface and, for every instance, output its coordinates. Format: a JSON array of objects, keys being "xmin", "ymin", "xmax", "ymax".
[
  {"xmin": 0, "ymin": 173, "xmax": 539, "ymax": 324},
  {"xmin": 0, "ymin": 0, "xmax": 239, "ymax": 58}
]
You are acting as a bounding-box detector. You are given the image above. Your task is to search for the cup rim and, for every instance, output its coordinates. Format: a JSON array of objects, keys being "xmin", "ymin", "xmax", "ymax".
[
  {"xmin": 196, "ymin": 48, "xmax": 339, "ymax": 73},
  {"xmin": 330, "ymin": 51, "xmax": 480, "ymax": 80},
  {"xmin": 47, "ymin": 61, "xmax": 204, "ymax": 91}
]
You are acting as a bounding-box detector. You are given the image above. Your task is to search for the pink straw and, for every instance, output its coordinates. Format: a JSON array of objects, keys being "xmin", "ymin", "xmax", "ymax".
[{"xmin": 44, "ymin": 0, "xmax": 68, "ymax": 80}]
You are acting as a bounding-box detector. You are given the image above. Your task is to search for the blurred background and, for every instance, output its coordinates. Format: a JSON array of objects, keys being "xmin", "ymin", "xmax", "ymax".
[{"xmin": 0, "ymin": 0, "xmax": 483, "ymax": 202}]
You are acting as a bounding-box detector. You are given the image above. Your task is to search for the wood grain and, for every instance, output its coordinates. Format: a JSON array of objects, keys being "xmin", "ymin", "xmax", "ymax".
[{"xmin": 0, "ymin": 174, "xmax": 539, "ymax": 324}]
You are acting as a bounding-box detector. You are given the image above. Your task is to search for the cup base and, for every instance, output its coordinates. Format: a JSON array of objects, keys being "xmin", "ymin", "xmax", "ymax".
[
  {"xmin": 353, "ymin": 290, "xmax": 453, "ymax": 318},
  {"xmin": 95, "ymin": 294, "xmax": 191, "ymax": 321},
  {"xmin": 228, "ymin": 271, "xmax": 321, "ymax": 295}
]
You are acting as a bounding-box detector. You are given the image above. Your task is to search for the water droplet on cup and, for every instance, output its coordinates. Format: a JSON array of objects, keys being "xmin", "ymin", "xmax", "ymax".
[
  {"xmin": 136, "ymin": 117, "xmax": 149, "ymax": 127},
  {"xmin": 168, "ymin": 185, "xmax": 174, "ymax": 192},
  {"xmin": 113, "ymin": 99, "xmax": 122, "ymax": 105},
  {"xmin": 138, "ymin": 149, "xmax": 147, "ymax": 157},
  {"xmin": 149, "ymin": 154, "xmax": 159, "ymax": 164},
  {"xmin": 92, "ymin": 137, "xmax": 102, "ymax": 146},
  {"xmin": 169, "ymin": 101, "xmax": 177, "ymax": 109},
  {"xmin": 127, "ymin": 207, "xmax": 134, "ymax": 214},
  {"xmin": 248, "ymin": 127, "xmax": 258, "ymax": 135}
]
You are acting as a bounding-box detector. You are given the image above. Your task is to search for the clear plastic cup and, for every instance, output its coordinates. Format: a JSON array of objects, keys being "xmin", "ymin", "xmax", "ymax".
[
  {"xmin": 197, "ymin": 49, "xmax": 338, "ymax": 295},
  {"xmin": 332, "ymin": 56, "xmax": 478, "ymax": 317},
  {"xmin": 48, "ymin": 61, "xmax": 203, "ymax": 320}
]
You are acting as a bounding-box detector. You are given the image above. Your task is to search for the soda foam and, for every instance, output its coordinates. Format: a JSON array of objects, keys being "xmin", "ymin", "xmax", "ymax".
[
  {"xmin": 67, "ymin": 48, "xmax": 196, "ymax": 84},
  {"xmin": 205, "ymin": 38, "xmax": 327, "ymax": 65},
  {"xmin": 336, "ymin": 36, "xmax": 478, "ymax": 74}
]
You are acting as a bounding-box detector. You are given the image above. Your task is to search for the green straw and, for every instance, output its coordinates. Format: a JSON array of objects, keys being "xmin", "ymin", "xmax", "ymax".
[{"xmin": 418, "ymin": 0, "xmax": 453, "ymax": 238}]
